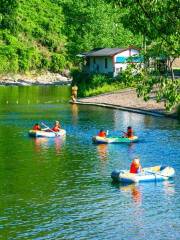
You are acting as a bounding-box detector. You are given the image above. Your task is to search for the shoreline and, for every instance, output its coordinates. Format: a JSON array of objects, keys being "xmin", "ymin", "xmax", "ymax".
[
  {"xmin": 76, "ymin": 89, "xmax": 178, "ymax": 119},
  {"xmin": 0, "ymin": 71, "xmax": 72, "ymax": 86}
]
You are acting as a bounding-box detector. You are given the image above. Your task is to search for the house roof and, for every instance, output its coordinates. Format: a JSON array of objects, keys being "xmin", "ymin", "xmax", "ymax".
[{"xmin": 79, "ymin": 47, "xmax": 139, "ymax": 57}]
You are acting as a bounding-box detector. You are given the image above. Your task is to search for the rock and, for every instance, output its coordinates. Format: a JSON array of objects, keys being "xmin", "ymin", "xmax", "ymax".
[{"xmin": 0, "ymin": 71, "xmax": 72, "ymax": 86}]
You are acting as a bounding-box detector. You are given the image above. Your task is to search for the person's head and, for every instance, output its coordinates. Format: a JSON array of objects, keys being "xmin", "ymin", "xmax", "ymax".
[
  {"xmin": 35, "ymin": 123, "xmax": 39, "ymax": 126},
  {"xmin": 127, "ymin": 126, "xmax": 132, "ymax": 130},
  {"xmin": 100, "ymin": 129, "xmax": 104, "ymax": 132},
  {"xmin": 133, "ymin": 158, "xmax": 140, "ymax": 167},
  {"xmin": 55, "ymin": 121, "xmax": 60, "ymax": 126}
]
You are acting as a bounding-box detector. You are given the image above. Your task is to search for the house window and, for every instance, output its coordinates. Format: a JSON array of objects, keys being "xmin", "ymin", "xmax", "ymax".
[
  {"xmin": 105, "ymin": 58, "xmax": 108, "ymax": 69},
  {"xmin": 93, "ymin": 57, "xmax": 96, "ymax": 64}
]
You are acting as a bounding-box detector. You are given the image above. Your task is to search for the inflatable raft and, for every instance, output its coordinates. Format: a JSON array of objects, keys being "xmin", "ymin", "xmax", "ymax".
[
  {"xmin": 92, "ymin": 135, "xmax": 138, "ymax": 144},
  {"xmin": 111, "ymin": 165, "xmax": 175, "ymax": 183},
  {"xmin": 29, "ymin": 129, "xmax": 66, "ymax": 138}
]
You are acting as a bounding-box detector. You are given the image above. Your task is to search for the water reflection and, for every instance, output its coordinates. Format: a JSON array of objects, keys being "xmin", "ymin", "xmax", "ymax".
[
  {"xmin": 119, "ymin": 183, "xmax": 142, "ymax": 205},
  {"xmin": 33, "ymin": 137, "xmax": 65, "ymax": 154},
  {"xmin": 71, "ymin": 103, "xmax": 79, "ymax": 125},
  {"xmin": 0, "ymin": 86, "xmax": 70, "ymax": 105},
  {"xmin": 96, "ymin": 144, "xmax": 108, "ymax": 161},
  {"xmin": 163, "ymin": 181, "xmax": 175, "ymax": 196}
]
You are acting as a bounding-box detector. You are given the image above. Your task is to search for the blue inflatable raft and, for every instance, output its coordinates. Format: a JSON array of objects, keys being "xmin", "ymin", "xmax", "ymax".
[{"xmin": 111, "ymin": 165, "xmax": 175, "ymax": 183}]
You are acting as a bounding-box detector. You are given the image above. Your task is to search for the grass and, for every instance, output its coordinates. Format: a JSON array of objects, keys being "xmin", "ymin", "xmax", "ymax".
[{"xmin": 83, "ymin": 82, "xmax": 128, "ymax": 97}]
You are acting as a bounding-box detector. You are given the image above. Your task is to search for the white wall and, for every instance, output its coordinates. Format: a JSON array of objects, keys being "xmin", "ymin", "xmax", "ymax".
[
  {"xmin": 113, "ymin": 49, "xmax": 140, "ymax": 76},
  {"xmin": 114, "ymin": 49, "xmax": 139, "ymax": 59},
  {"xmin": 114, "ymin": 63, "xmax": 128, "ymax": 76}
]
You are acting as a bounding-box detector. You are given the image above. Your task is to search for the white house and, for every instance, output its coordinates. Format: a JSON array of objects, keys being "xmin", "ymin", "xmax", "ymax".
[{"xmin": 79, "ymin": 47, "xmax": 141, "ymax": 77}]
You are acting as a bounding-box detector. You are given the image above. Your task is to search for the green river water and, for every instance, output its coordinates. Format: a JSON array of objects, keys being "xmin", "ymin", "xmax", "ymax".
[{"xmin": 0, "ymin": 86, "xmax": 179, "ymax": 240}]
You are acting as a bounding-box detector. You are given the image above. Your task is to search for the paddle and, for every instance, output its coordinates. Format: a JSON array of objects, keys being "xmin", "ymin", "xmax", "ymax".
[
  {"xmin": 107, "ymin": 130, "xmax": 126, "ymax": 138},
  {"xmin": 120, "ymin": 130, "xmax": 126, "ymax": 134},
  {"xmin": 41, "ymin": 122, "xmax": 59, "ymax": 136}
]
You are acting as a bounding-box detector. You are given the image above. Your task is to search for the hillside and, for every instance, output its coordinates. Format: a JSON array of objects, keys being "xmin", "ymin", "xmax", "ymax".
[{"xmin": 0, "ymin": 0, "xmax": 141, "ymax": 74}]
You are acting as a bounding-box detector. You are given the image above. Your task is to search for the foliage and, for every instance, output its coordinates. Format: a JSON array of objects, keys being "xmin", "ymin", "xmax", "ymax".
[
  {"xmin": 0, "ymin": 0, "xmax": 67, "ymax": 73},
  {"xmin": 62, "ymin": 0, "xmax": 141, "ymax": 62},
  {"xmin": 83, "ymin": 82, "xmax": 126, "ymax": 97},
  {"xmin": 0, "ymin": 0, "xmax": 141, "ymax": 74},
  {"xmin": 50, "ymin": 54, "xmax": 66, "ymax": 72},
  {"xmin": 71, "ymin": 69, "xmax": 135, "ymax": 97},
  {"xmin": 106, "ymin": 0, "xmax": 180, "ymax": 110}
]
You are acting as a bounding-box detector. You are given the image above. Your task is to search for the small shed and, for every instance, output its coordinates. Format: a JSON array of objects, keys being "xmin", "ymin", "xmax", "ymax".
[{"xmin": 79, "ymin": 47, "xmax": 141, "ymax": 77}]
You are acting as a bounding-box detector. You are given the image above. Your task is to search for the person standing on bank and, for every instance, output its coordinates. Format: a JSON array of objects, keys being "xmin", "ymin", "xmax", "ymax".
[{"xmin": 71, "ymin": 85, "xmax": 78, "ymax": 103}]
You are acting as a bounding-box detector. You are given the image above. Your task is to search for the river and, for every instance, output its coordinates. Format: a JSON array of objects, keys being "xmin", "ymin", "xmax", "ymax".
[{"xmin": 0, "ymin": 86, "xmax": 179, "ymax": 240}]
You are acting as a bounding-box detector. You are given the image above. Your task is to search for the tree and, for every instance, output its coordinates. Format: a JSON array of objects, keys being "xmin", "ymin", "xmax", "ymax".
[
  {"xmin": 61, "ymin": 0, "xmax": 141, "ymax": 61},
  {"xmin": 107, "ymin": 0, "xmax": 180, "ymax": 110},
  {"xmin": 0, "ymin": 0, "xmax": 18, "ymax": 32}
]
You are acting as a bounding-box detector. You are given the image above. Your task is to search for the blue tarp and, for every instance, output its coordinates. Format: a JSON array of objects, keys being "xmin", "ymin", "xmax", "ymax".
[
  {"xmin": 116, "ymin": 56, "xmax": 143, "ymax": 63},
  {"xmin": 116, "ymin": 57, "xmax": 126, "ymax": 63}
]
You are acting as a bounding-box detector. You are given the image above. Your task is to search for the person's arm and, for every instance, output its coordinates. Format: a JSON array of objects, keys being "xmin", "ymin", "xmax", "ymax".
[{"xmin": 137, "ymin": 165, "xmax": 142, "ymax": 173}]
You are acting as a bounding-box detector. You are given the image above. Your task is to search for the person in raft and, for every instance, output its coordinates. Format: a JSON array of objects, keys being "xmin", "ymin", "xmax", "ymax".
[
  {"xmin": 130, "ymin": 158, "xmax": 142, "ymax": 174},
  {"xmin": 124, "ymin": 126, "xmax": 134, "ymax": 138},
  {"xmin": 52, "ymin": 121, "xmax": 61, "ymax": 132},
  {"xmin": 32, "ymin": 123, "xmax": 41, "ymax": 131},
  {"xmin": 98, "ymin": 129, "xmax": 107, "ymax": 138}
]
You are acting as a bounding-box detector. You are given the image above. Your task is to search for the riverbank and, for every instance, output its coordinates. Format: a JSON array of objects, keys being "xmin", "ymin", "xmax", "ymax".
[
  {"xmin": 77, "ymin": 88, "xmax": 178, "ymax": 119},
  {"xmin": 0, "ymin": 71, "xmax": 72, "ymax": 86}
]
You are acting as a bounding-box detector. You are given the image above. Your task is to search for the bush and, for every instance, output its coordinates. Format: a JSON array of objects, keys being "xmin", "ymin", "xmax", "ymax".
[
  {"xmin": 91, "ymin": 74, "xmax": 110, "ymax": 87},
  {"xmin": 17, "ymin": 47, "xmax": 42, "ymax": 72},
  {"xmin": 50, "ymin": 53, "xmax": 66, "ymax": 72},
  {"xmin": 0, "ymin": 45, "xmax": 19, "ymax": 73},
  {"xmin": 71, "ymin": 69, "xmax": 130, "ymax": 97}
]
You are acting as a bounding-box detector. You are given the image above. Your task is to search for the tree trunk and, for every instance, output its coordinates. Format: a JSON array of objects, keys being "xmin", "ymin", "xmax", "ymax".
[{"xmin": 169, "ymin": 58, "xmax": 175, "ymax": 81}]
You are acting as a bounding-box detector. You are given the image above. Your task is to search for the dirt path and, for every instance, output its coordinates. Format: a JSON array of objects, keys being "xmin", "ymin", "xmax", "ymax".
[{"xmin": 77, "ymin": 89, "xmax": 176, "ymax": 118}]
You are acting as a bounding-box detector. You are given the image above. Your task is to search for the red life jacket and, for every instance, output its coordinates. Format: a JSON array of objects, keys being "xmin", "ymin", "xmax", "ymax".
[
  {"xmin": 130, "ymin": 162, "xmax": 138, "ymax": 173},
  {"xmin": 127, "ymin": 128, "xmax": 133, "ymax": 138},
  {"xmin": 52, "ymin": 126, "xmax": 60, "ymax": 132},
  {"xmin": 33, "ymin": 125, "xmax": 41, "ymax": 130},
  {"xmin": 98, "ymin": 131, "xmax": 106, "ymax": 137}
]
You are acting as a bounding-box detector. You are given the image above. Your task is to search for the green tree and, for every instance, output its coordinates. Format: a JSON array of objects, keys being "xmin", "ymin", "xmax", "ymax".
[
  {"xmin": 107, "ymin": 0, "xmax": 180, "ymax": 110},
  {"xmin": 62, "ymin": 0, "xmax": 141, "ymax": 60}
]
